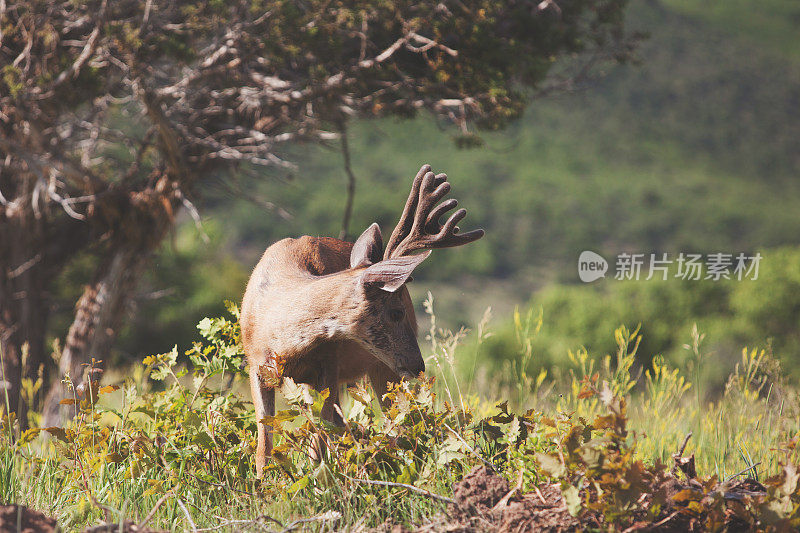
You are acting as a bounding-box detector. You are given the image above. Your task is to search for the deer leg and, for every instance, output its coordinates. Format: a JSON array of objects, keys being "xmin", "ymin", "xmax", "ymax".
[
  {"xmin": 368, "ymin": 361, "xmax": 399, "ymax": 410},
  {"xmin": 249, "ymin": 365, "xmax": 274, "ymax": 478},
  {"xmin": 310, "ymin": 352, "xmax": 344, "ymax": 461},
  {"xmin": 320, "ymin": 371, "xmax": 344, "ymax": 427}
]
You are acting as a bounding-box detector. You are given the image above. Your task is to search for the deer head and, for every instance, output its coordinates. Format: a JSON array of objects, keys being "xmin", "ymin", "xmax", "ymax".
[{"xmin": 342, "ymin": 164, "xmax": 484, "ymax": 378}]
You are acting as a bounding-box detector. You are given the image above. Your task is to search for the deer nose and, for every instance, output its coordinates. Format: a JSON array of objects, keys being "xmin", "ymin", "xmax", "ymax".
[
  {"xmin": 408, "ymin": 358, "xmax": 425, "ymax": 377},
  {"xmin": 397, "ymin": 358, "xmax": 424, "ymax": 379}
]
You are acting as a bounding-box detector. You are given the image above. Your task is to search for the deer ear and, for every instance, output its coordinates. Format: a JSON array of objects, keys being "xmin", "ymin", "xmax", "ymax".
[
  {"xmin": 360, "ymin": 251, "xmax": 431, "ymax": 292},
  {"xmin": 350, "ymin": 223, "xmax": 383, "ymax": 269}
]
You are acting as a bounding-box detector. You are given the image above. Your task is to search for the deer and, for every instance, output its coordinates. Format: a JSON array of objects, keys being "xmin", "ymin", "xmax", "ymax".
[{"xmin": 240, "ymin": 164, "xmax": 484, "ymax": 476}]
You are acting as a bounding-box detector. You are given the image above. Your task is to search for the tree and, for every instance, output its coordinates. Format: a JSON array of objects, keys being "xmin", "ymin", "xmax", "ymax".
[{"xmin": 0, "ymin": 0, "xmax": 637, "ymax": 427}]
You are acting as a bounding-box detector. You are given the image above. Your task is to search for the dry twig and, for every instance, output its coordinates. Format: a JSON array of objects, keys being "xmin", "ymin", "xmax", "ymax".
[{"xmin": 343, "ymin": 474, "xmax": 454, "ymax": 505}]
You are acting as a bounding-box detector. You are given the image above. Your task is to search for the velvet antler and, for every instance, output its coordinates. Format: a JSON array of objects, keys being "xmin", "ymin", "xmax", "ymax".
[{"xmin": 384, "ymin": 164, "xmax": 484, "ymax": 260}]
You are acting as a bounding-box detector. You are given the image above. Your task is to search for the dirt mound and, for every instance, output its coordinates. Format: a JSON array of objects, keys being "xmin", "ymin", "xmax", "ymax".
[
  {"xmin": 0, "ymin": 506, "xmax": 168, "ymax": 533},
  {"xmin": 413, "ymin": 466, "xmax": 770, "ymax": 532},
  {"xmin": 491, "ymin": 483, "xmax": 593, "ymax": 532},
  {"xmin": 0, "ymin": 505, "xmax": 58, "ymax": 533},
  {"xmin": 450, "ymin": 466, "xmax": 510, "ymax": 515},
  {"xmin": 416, "ymin": 466, "xmax": 595, "ymax": 532}
]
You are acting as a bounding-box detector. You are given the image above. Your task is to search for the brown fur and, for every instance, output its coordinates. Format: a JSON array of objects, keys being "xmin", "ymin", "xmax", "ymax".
[
  {"xmin": 241, "ymin": 235, "xmax": 421, "ymax": 477},
  {"xmin": 241, "ymin": 165, "xmax": 485, "ymax": 477}
]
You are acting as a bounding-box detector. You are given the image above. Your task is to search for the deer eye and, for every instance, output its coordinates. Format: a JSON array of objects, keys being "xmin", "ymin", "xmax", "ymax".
[{"xmin": 389, "ymin": 308, "xmax": 405, "ymax": 322}]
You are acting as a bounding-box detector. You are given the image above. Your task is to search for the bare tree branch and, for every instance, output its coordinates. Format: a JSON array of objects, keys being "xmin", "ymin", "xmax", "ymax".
[{"xmin": 338, "ymin": 121, "xmax": 356, "ymax": 240}]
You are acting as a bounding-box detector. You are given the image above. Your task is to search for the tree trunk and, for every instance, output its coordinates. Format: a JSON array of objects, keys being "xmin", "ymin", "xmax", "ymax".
[
  {"xmin": 0, "ymin": 303, "xmax": 46, "ymax": 431},
  {"xmin": 42, "ymin": 246, "xmax": 147, "ymax": 427},
  {"xmin": 0, "ymin": 212, "xmax": 50, "ymax": 431}
]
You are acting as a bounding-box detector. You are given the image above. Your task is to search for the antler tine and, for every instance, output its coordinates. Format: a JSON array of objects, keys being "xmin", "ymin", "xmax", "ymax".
[
  {"xmin": 387, "ymin": 169, "xmax": 484, "ymax": 258},
  {"xmin": 384, "ymin": 165, "xmax": 446, "ymax": 259},
  {"xmin": 383, "ymin": 164, "xmax": 429, "ymax": 260},
  {"xmin": 418, "ymin": 172, "xmax": 453, "ymax": 218},
  {"xmin": 425, "ymin": 198, "xmax": 458, "ymax": 234}
]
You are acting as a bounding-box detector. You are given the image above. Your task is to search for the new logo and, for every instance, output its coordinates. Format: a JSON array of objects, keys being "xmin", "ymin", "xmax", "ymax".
[{"xmin": 578, "ymin": 251, "xmax": 608, "ymax": 282}]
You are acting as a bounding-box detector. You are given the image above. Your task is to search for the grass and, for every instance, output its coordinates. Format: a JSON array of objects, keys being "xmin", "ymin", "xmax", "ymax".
[{"xmin": 2, "ymin": 299, "xmax": 799, "ymax": 531}]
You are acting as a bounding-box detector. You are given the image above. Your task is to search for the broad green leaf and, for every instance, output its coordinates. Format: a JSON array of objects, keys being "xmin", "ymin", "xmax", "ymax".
[
  {"xmin": 197, "ymin": 317, "xmax": 218, "ymax": 339},
  {"xmin": 282, "ymin": 378, "xmax": 314, "ymax": 406},
  {"xmin": 289, "ymin": 475, "xmax": 310, "ymax": 493},
  {"xmin": 562, "ymin": 484, "xmax": 582, "ymax": 516},
  {"xmin": 193, "ymin": 431, "xmax": 215, "ymax": 449},
  {"xmin": 262, "ymin": 409, "xmax": 300, "ymax": 425},
  {"xmin": 183, "ymin": 411, "xmax": 202, "ymax": 430},
  {"xmin": 437, "ymin": 434, "xmax": 467, "ymax": 465},
  {"xmin": 536, "ymin": 453, "xmax": 565, "ymax": 478}
]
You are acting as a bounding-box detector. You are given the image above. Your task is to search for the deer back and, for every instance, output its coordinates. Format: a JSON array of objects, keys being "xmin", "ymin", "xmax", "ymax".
[
  {"xmin": 242, "ymin": 164, "xmax": 484, "ymax": 389},
  {"xmin": 240, "ymin": 235, "xmax": 417, "ymax": 381}
]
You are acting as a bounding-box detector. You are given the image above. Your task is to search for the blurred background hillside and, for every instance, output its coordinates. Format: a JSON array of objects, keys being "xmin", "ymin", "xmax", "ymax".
[{"xmin": 63, "ymin": 0, "xmax": 800, "ymax": 392}]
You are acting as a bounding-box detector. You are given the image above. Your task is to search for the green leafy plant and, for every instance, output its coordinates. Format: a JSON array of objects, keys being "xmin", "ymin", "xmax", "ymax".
[{"xmin": 4, "ymin": 303, "xmax": 800, "ymax": 531}]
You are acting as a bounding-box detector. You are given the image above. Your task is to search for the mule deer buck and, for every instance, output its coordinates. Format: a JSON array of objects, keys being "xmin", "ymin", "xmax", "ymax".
[{"xmin": 240, "ymin": 164, "xmax": 484, "ymax": 476}]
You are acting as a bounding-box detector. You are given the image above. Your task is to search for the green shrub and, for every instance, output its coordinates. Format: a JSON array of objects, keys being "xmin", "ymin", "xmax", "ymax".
[
  {"xmin": 4, "ymin": 302, "xmax": 800, "ymax": 530},
  {"xmin": 479, "ymin": 246, "xmax": 800, "ymax": 392}
]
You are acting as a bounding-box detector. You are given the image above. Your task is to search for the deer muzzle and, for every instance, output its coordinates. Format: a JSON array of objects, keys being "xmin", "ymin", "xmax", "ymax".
[{"xmin": 396, "ymin": 356, "xmax": 425, "ymax": 379}]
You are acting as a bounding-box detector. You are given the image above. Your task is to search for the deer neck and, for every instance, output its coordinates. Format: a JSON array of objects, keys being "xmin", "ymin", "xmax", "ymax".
[{"xmin": 273, "ymin": 270, "xmax": 362, "ymax": 356}]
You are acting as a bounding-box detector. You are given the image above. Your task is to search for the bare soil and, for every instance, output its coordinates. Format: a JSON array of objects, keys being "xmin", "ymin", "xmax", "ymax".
[
  {"xmin": 414, "ymin": 466, "xmax": 595, "ymax": 532},
  {"xmin": 0, "ymin": 505, "xmax": 58, "ymax": 533},
  {"xmin": 5, "ymin": 468, "xmax": 769, "ymax": 532},
  {"xmin": 408, "ymin": 466, "xmax": 768, "ymax": 532},
  {"xmin": 0, "ymin": 506, "xmax": 166, "ymax": 533}
]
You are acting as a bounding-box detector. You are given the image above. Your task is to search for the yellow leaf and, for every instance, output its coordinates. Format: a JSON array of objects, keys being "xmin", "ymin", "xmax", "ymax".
[
  {"xmin": 106, "ymin": 452, "xmax": 124, "ymax": 463},
  {"xmin": 289, "ymin": 475, "xmax": 310, "ymax": 493},
  {"xmin": 672, "ymin": 489, "xmax": 701, "ymax": 503},
  {"xmin": 18, "ymin": 428, "xmax": 40, "ymax": 446}
]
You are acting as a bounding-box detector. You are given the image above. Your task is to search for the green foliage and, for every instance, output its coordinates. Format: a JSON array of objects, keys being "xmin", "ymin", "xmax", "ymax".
[
  {"xmin": 1, "ymin": 65, "xmax": 23, "ymax": 97},
  {"xmin": 266, "ymin": 377, "xmax": 470, "ymax": 507},
  {"xmin": 473, "ymin": 317, "xmax": 800, "ymax": 482},
  {"xmin": 478, "ymin": 246, "xmax": 800, "ymax": 394},
  {"xmin": 663, "ymin": 0, "xmax": 800, "ymax": 61},
  {"xmin": 3, "ymin": 304, "xmax": 800, "ymax": 530},
  {"xmin": 213, "ymin": 0, "xmax": 800, "ymax": 293},
  {"xmin": 0, "ymin": 309, "xmax": 255, "ymax": 528},
  {"xmin": 108, "ymin": 222, "xmax": 249, "ymax": 362},
  {"xmin": 536, "ymin": 386, "xmax": 800, "ymax": 530}
]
